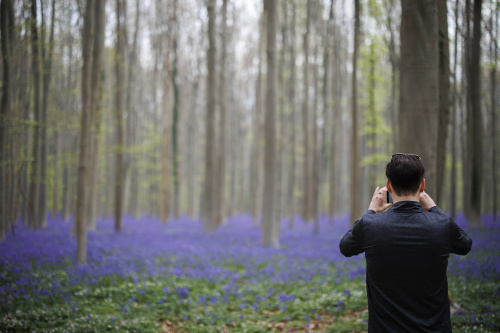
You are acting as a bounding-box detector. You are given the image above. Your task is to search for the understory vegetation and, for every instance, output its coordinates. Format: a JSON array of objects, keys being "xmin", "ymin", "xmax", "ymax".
[{"xmin": 1, "ymin": 214, "xmax": 499, "ymax": 332}]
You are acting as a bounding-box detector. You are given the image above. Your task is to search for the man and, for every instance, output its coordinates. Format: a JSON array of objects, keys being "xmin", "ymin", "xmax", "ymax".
[{"xmin": 340, "ymin": 153, "xmax": 472, "ymax": 332}]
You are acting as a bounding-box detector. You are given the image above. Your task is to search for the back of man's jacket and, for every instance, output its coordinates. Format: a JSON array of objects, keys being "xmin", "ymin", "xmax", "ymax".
[{"xmin": 340, "ymin": 201, "xmax": 472, "ymax": 333}]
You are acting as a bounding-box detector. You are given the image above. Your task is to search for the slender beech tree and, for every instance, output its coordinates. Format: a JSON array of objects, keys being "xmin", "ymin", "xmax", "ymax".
[
  {"xmin": 490, "ymin": 7, "xmax": 498, "ymax": 220},
  {"xmin": 87, "ymin": 0, "xmax": 105, "ymax": 230},
  {"xmin": 39, "ymin": 0, "xmax": 56, "ymax": 228},
  {"xmin": 203, "ymin": 0, "xmax": 217, "ymax": 230},
  {"xmin": 262, "ymin": 0, "xmax": 278, "ymax": 248},
  {"xmin": 465, "ymin": 0, "xmax": 483, "ymax": 226},
  {"xmin": 114, "ymin": 0, "xmax": 125, "ymax": 232},
  {"xmin": 399, "ymin": 0, "xmax": 439, "ymax": 200},
  {"xmin": 162, "ymin": 0, "xmax": 178, "ymax": 223},
  {"xmin": 28, "ymin": 0, "xmax": 42, "ymax": 229},
  {"xmin": 329, "ymin": 0, "xmax": 339, "ymax": 224},
  {"xmin": 302, "ymin": 0, "xmax": 312, "ymax": 222},
  {"xmin": 0, "ymin": 0, "xmax": 16, "ymax": 240},
  {"xmin": 436, "ymin": 0, "xmax": 450, "ymax": 205},
  {"xmin": 450, "ymin": 0, "xmax": 460, "ymax": 219},
  {"xmin": 75, "ymin": 0, "xmax": 95, "ymax": 265},
  {"xmin": 287, "ymin": 0, "xmax": 297, "ymax": 229},
  {"xmin": 216, "ymin": 0, "xmax": 229, "ymax": 226},
  {"xmin": 252, "ymin": 11, "xmax": 265, "ymax": 226},
  {"xmin": 350, "ymin": 0, "xmax": 361, "ymax": 223}
]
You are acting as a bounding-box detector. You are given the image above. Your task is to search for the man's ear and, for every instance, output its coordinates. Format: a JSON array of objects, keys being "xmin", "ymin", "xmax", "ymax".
[
  {"xmin": 419, "ymin": 179, "xmax": 425, "ymax": 193},
  {"xmin": 386, "ymin": 179, "xmax": 391, "ymax": 193}
]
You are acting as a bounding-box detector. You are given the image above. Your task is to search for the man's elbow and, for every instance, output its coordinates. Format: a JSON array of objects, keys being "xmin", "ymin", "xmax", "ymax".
[{"xmin": 339, "ymin": 240, "xmax": 354, "ymax": 257}]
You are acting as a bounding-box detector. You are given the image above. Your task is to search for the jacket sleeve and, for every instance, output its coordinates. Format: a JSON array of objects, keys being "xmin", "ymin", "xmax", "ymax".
[
  {"xmin": 449, "ymin": 220, "xmax": 472, "ymax": 255},
  {"xmin": 339, "ymin": 214, "xmax": 368, "ymax": 257}
]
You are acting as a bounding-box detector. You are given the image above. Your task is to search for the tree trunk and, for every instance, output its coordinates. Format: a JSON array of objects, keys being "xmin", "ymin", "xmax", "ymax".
[
  {"xmin": 350, "ymin": 0, "xmax": 361, "ymax": 223},
  {"xmin": 114, "ymin": 0, "xmax": 125, "ymax": 232},
  {"xmin": 329, "ymin": 0, "xmax": 338, "ymax": 224},
  {"xmin": 75, "ymin": 0, "xmax": 95, "ymax": 265},
  {"xmin": 450, "ymin": 0, "xmax": 459, "ymax": 219},
  {"xmin": 287, "ymin": 0, "xmax": 296, "ymax": 229},
  {"xmin": 203, "ymin": 0, "xmax": 217, "ymax": 230},
  {"xmin": 435, "ymin": 0, "xmax": 450, "ymax": 206},
  {"xmin": 399, "ymin": 0, "xmax": 439, "ymax": 199},
  {"xmin": 302, "ymin": 0, "xmax": 311, "ymax": 222},
  {"xmin": 28, "ymin": 0, "xmax": 42, "ymax": 229},
  {"xmin": 252, "ymin": 12, "xmax": 265, "ymax": 227},
  {"xmin": 0, "ymin": 0, "xmax": 16, "ymax": 240},
  {"xmin": 465, "ymin": 0, "xmax": 483, "ymax": 226},
  {"xmin": 490, "ymin": 8, "xmax": 498, "ymax": 220},
  {"xmin": 215, "ymin": 0, "xmax": 229, "ymax": 226},
  {"xmin": 39, "ymin": 0, "xmax": 56, "ymax": 228},
  {"xmin": 277, "ymin": 0, "xmax": 288, "ymax": 223},
  {"xmin": 262, "ymin": 0, "xmax": 278, "ymax": 248},
  {"xmin": 87, "ymin": 0, "xmax": 105, "ymax": 230}
]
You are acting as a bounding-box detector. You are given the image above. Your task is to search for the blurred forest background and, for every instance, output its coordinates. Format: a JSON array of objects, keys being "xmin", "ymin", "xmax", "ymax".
[{"xmin": 0, "ymin": 0, "xmax": 498, "ymax": 262}]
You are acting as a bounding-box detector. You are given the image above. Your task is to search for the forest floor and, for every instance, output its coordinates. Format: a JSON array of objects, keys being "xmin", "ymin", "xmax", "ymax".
[{"xmin": 0, "ymin": 213, "xmax": 499, "ymax": 332}]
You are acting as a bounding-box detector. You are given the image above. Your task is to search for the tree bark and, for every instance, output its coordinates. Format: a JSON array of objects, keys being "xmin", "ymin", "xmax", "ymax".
[
  {"xmin": 262, "ymin": 0, "xmax": 278, "ymax": 248},
  {"xmin": 0, "ymin": 0, "xmax": 16, "ymax": 240},
  {"xmin": 203, "ymin": 0, "xmax": 217, "ymax": 230},
  {"xmin": 302, "ymin": 0, "xmax": 311, "ymax": 222},
  {"xmin": 465, "ymin": 0, "xmax": 483, "ymax": 226},
  {"xmin": 75, "ymin": 0, "xmax": 95, "ymax": 265},
  {"xmin": 215, "ymin": 0, "xmax": 229, "ymax": 226},
  {"xmin": 39, "ymin": 0, "xmax": 56, "ymax": 228},
  {"xmin": 399, "ymin": 0, "xmax": 439, "ymax": 199},
  {"xmin": 350, "ymin": 0, "xmax": 361, "ymax": 223},
  {"xmin": 450, "ymin": 0, "xmax": 459, "ymax": 219},
  {"xmin": 490, "ymin": 8, "xmax": 498, "ymax": 220},
  {"xmin": 287, "ymin": 0, "xmax": 296, "ymax": 229},
  {"xmin": 436, "ymin": 0, "xmax": 450, "ymax": 206},
  {"xmin": 114, "ymin": 0, "xmax": 125, "ymax": 232},
  {"xmin": 28, "ymin": 0, "xmax": 42, "ymax": 229}
]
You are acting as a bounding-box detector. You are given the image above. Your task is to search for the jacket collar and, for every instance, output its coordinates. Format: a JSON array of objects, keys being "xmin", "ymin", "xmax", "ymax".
[{"xmin": 391, "ymin": 200, "xmax": 424, "ymax": 213}]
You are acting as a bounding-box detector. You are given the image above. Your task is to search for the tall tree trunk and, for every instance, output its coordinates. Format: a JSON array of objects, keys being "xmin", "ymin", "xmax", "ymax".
[
  {"xmin": 490, "ymin": 8, "xmax": 498, "ymax": 220},
  {"xmin": 252, "ymin": 12, "xmax": 265, "ymax": 226},
  {"xmin": 302, "ymin": 0, "xmax": 311, "ymax": 222},
  {"xmin": 278, "ymin": 0, "xmax": 288, "ymax": 223},
  {"xmin": 172, "ymin": 36, "xmax": 180, "ymax": 218},
  {"xmin": 203, "ymin": 0, "xmax": 217, "ymax": 230},
  {"xmin": 62, "ymin": 34, "xmax": 75, "ymax": 222},
  {"xmin": 39, "ymin": 0, "xmax": 56, "ymax": 228},
  {"xmin": 399, "ymin": 0, "xmax": 439, "ymax": 199},
  {"xmin": 262, "ymin": 0, "xmax": 278, "ymax": 248},
  {"xmin": 87, "ymin": 0, "xmax": 105, "ymax": 230},
  {"xmin": 75, "ymin": 0, "xmax": 95, "ymax": 265},
  {"xmin": 350, "ymin": 0, "xmax": 361, "ymax": 223},
  {"xmin": 287, "ymin": 0, "xmax": 296, "ymax": 229},
  {"xmin": 161, "ymin": 0, "xmax": 177, "ymax": 223},
  {"xmin": 215, "ymin": 0, "xmax": 228, "ymax": 226},
  {"xmin": 0, "ymin": 0, "xmax": 16, "ymax": 240},
  {"xmin": 28, "ymin": 0, "xmax": 42, "ymax": 229},
  {"xmin": 329, "ymin": 0, "xmax": 339, "ymax": 224},
  {"xmin": 114, "ymin": 0, "xmax": 125, "ymax": 232},
  {"xmin": 126, "ymin": 0, "xmax": 141, "ymax": 219},
  {"xmin": 465, "ymin": 0, "xmax": 483, "ymax": 226},
  {"xmin": 450, "ymin": 0, "xmax": 459, "ymax": 219},
  {"xmin": 436, "ymin": 0, "xmax": 450, "ymax": 206},
  {"xmin": 321, "ymin": 0, "xmax": 333, "ymax": 226}
]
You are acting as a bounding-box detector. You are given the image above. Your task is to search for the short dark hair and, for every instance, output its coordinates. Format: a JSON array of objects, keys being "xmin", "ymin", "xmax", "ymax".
[{"xmin": 385, "ymin": 154, "xmax": 425, "ymax": 196}]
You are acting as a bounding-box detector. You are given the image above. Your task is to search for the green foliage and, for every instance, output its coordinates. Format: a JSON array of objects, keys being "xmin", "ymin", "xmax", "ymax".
[{"xmin": 1, "ymin": 256, "xmax": 499, "ymax": 332}]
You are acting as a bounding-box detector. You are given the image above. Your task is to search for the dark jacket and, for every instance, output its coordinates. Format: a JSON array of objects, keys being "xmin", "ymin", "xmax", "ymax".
[{"xmin": 339, "ymin": 201, "xmax": 472, "ymax": 333}]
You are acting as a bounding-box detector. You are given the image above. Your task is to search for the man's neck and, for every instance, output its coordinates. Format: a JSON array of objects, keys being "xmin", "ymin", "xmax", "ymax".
[{"xmin": 392, "ymin": 193, "xmax": 420, "ymax": 204}]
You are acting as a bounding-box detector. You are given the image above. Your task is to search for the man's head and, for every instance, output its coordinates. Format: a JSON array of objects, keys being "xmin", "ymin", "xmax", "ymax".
[{"xmin": 385, "ymin": 153, "xmax": 425, "ymax": 196}]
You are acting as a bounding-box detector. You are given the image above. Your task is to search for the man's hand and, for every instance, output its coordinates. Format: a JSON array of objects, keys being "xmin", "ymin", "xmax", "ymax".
[
  {"xmin": 368, "ymin": 186, "xmax": 393, "ymax": 213},
  {"xmin": 419, "ymin": 191, "xmax": 436, "ymax": 211}
]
